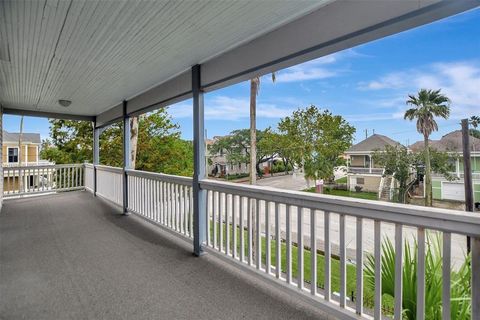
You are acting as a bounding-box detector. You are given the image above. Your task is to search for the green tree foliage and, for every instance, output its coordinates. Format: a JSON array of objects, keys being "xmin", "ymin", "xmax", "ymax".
[
  {"xmin": 40, "ymin": 109, "xmax": 193, "ymax": 176},
  {"xmin": 373, "ymin": 145, "xmax": 413, "ymax": 203},
  {"xmin": 373, "ymin": 145, "xmax": 456, "ymax": 203},
  {"xmin": 404, "ymin": 89, "xmax": 451, "ymax": 206},
  {"xmin": 277, "ymin": 105, "xmax": 355, "ymax": 182},
  {"xmin": 209, "ymin": 128, "xmax": 275, "ymax": 176}
]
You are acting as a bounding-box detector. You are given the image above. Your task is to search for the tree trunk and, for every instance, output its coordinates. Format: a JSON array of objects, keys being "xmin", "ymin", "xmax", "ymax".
[
  {"xmin": 250, "ymin": 79, "xmax": 257, "ymax": 185},
  {"xmin": 424, "ymin": 135, "xmax": 432, "ymax": 207},
  {"xmin": 249, "ymin": 78, "xmax": 258, "ymax": 266},
  {"xmin": 130, "ymin": 116, "xmax": 139, "ymax": 169},
  {"xmin": 18, "ymin": 116, "xmax": 24, "ymax": 192}
]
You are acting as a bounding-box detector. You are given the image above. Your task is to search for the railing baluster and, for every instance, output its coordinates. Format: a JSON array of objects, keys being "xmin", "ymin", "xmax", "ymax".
[
  {"xmin": 248, "ymin": 197, "xmax": 253, "ymax": 266},
  {"xmin": 219, "ymin": 192, "xmax": 223, "ymax": 252},
  {"xmin": 442, "ymin": 232, "xmax": 451, "ymax": 320},
  {"xmin": 417, "ymin": 227, "xmax": 426, "ymax": 320},
  {"xmin": 213, "ymin": 191, "xmax": 218, "ymax": 249},
  {"xmin": 184, "ymin": 185, "xmax": 187, "ymax": 234},
  {"xmin": 189, "ymin": 187, "xmax": 193, "ymax": 238},
  {"xmin": 374, "ymin": 220, "xmax": 382, "ymax": 320},
  {"xmin": 266, "ymin": 201, "xmax": 271, "ymax": 274},
  {"xmin": 310, "ymin": 208, "xmax": 317, "ymax": 296},
  {"xmin": 324, "ymin": 211, "xmax": 331, "ymax": 301},
  {"xmin": 339, "ymin": 214, "xmax": 346, "ymax": 307},
  {"xmin": 297, "ymin": 206, "xmax": 304, "ymax": 290},
  {"xmin": 232, "ymin": 195, "xmax": 237, "ymax": 259},
  {"xmin": 240, "ymin": 196, "xmax": 245, "ymax": 262},
  {"xmin": 394, "ymin": 224, "xmax": 403, "ymax": 320},
  {"xmin": 256, "ymin": 199, "xmax": 261, "ymax": 270},
  {"xmin": 226, "ymin": 193, "xmax": 230, "ymax": 256},
  {"xmin": 356, "ymin": 217, "xmax": 364, "ymax": 315},
  {"xmin": 275, "ymin": 203, "xmax": 281, "ymax": 279},
  {"xmin": 286, "ymin": 204, "xmax": 292, "ymax": 284},
  {"xmin": 207, "ymin": 190, "xmax": 211, "ymax": 247}
]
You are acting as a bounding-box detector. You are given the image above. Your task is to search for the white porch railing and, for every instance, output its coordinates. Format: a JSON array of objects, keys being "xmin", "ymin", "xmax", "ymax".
[
  {"xmin": 3, "ymin": 164, "xmax": 84, "ymax": 197},
  {"xmin": 95, "ymin": 165, "xmax": 123, "ymax": 206},
  {"xmin": 348, "ymin": 167, "xmax": 383, "ymax": 175},
  {"xmin": 126, "ymin": 169, "xmax": 194, "ymax": 237}
]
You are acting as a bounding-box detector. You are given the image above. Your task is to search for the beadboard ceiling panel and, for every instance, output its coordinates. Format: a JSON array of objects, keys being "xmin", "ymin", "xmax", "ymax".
[{"xmin": 0, "ymin": 0, "xmax": 329, "ymax": 116}]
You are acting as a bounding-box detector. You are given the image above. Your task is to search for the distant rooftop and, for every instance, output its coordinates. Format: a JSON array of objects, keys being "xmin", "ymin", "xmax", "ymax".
[
  {"xmin": 410, "ymin": 130, "xmax": 480, "ymax": 153},
  {"xmin": 347, "ymin": 134, "xmax": 402, "ymax": 153},
  {"xmin": 3, "ymin": 131, "xmax": 41, "ymax": 144}
]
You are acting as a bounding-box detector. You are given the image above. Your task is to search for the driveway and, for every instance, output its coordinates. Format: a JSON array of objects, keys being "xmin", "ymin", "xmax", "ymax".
[{"xmin": 246, "ymin": 173, "xmax": 310, "ymax": 191}]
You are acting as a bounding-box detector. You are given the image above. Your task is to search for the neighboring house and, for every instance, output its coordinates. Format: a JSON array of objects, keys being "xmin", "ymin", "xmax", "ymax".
[
  {"xmin": 206, "ymin": 136, "xmax": 251, "ymax": 177},
  {"xmin": 410, "ymin": 130, "xmax": 480, "ymax": 203},
  {"xmin": 2, "ymin": 131, "xmax": 54, "ymax": 192},
  {"xmin": 345, "ymin": 134, "xmax": 403, "ymax": 196}
]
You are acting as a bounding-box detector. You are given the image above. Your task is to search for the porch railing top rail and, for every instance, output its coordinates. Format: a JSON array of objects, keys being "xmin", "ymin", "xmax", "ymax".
[
  {"xmin": 126, "ymin": 169, "xmax": 192, "ymax": 186},
  {"xmin": 199, "ymin": 178, "xmax": 480, "ymax": 237},
  {"xmin": 95, "ymin": 164, "xmax": 124, "ymax": 174},
  {"xmin": 2, "ymin": 163, "xmax": 84, "ymax": 170}
]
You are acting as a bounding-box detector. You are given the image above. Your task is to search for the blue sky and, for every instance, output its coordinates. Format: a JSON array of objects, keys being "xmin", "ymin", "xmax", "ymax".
[{"xmin": 4, "ymin": 7, "xmax": 480, "ymax": 146}]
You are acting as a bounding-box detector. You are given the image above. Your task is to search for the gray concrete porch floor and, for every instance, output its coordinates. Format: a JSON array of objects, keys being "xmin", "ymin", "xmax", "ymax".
[{"xmin": 0, "ymin": 191, "xmax": 329, "ymax": 320}]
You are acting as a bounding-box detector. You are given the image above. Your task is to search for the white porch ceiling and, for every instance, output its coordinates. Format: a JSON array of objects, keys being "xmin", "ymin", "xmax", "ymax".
[
  {"xmin": 0, "ymin": 0, "xmax": 328, "ymax": 117},
  {"xmin": 0, "ymin": 0, "xmax": 478, "ymax": 123}
]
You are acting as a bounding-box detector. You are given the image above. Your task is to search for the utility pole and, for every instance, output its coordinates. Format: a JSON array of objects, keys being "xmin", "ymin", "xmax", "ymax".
[
  {"xmin": 461, "ymin": 119, "xmax": 474, "ymax": 252},
  {"xmin": 365, "ymin": 129, "xmax": 368, "ymax": 140}
]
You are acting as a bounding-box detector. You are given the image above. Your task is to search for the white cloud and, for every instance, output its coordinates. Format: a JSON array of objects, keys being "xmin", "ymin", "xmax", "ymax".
[
  {"xmin": 358, "ymin": 61, "xmax": 480, "ymax": 119},
  {"xmin": 168, "ymin": 96, "xmax": 295, "ymax": 121},
  {"xmin": 273, "ymin": 49, "xmax": 364, "ymax": 83}
]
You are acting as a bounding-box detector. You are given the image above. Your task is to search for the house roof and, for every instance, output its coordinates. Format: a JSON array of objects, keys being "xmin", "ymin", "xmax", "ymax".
[
  {"xmin": 3, "ymin": 131, "xmax": 41, "ymax": 144},
  {"xmin": 347, "ymin": 134, "xmax": 402, "ymax": 153},
  {"xmin": 409, "ymin": 130, "xmax": 480, "ymax": 153}
]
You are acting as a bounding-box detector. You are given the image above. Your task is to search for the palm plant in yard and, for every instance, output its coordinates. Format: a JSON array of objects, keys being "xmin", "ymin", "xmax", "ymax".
[
  {"xmin": 365, "ymin": 233, "xmax": 471, "ymax": 319},
  {"xmin": 404, "ymin": 89, "xmax": 450, "ymax": 207}
]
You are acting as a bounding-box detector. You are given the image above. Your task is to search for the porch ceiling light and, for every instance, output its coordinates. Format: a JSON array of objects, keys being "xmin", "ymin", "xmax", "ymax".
[{"xmin": 58, "ymin": 99, "xmax": 72, "ymax": 107}]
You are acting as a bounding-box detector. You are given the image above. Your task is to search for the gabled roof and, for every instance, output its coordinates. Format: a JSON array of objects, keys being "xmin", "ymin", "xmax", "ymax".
[
  {"xmin": 410, "ymin": 130, "xmax": 480, "ymax": 152},
  {"xmin": 3, "ymin": 131, "xmax": 41, "ymax": 144},
  {"xmin": 347, "ymin": 134, "xmax": 402, "ymax": 153}
]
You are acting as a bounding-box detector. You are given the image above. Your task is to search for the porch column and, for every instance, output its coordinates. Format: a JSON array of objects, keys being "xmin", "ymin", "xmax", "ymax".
[
  {"xmin": 369, "ymin": 155, "xmax": 372, "ymax": 174},
  {"xmin": 122, "ymin": 100, "xmax": 131, "ymax": 215},
  {"xmin": 192, "ymin": 64, "xmax": 206, "ymax": 256},
  {"xmin": 93, "ymin": 121, "xmax": 100, "ymax": 196}
]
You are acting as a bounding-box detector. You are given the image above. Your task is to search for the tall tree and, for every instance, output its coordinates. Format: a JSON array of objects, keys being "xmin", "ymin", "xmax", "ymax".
[
  {"xmin": 278, "ymin": 105, "xmax": 355, "ymax": 187},
  {"xmin": 210, "ymin": 128, "xmax": 276, "ymax": 176},
  {"xmin": 404, "ymin": 89, "xmax": 450, "ymax": 206},
  {"xmin": 249, "ymin": 73, "xmax": 275, "ymax": 184}
]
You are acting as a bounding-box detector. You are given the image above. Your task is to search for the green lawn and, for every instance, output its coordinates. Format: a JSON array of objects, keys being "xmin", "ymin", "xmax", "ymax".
[
  {"xmin": 335, "ymin": 176, "xmax": 347, "ymax": 184},
  {"xmin": 209, "ymin": 222, "xmax": 394, "ymax": 313},
  {"xmin": 304, "ymin": 187, "xmax": 378, "ymax": 201}
]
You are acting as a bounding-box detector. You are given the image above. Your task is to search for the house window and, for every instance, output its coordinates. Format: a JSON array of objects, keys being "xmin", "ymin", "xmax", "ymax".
[
  {"xmin": 8, "ymin": 147, "xmax": 18, "ymax": 163},
  {"xmin": 356, "ymin": 177, "xmax": 365, "ymax": 185}
]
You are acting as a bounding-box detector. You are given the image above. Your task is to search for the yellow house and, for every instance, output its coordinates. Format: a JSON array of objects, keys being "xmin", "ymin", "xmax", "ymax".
[
  {"xmin": 2, "ymin": 131, "xmax": 41, "ymax": 166},
  {"xmin": 2, "ymin": 131, "xmax": 54, "ymax": 193}
]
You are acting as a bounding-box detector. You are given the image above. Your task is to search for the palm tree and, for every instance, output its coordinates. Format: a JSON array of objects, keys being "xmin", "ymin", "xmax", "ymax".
[
  {"xmin": 249, "ymin": 73, "xmax": 275, "ymax": 185},
  {"xmin": 404, "ymin": 89, "xmax": 450, "ymax": 206}
]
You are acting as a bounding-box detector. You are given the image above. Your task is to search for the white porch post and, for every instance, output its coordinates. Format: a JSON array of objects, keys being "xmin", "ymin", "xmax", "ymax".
[
  {"xmin": 369, "ymin": 155, "xmax": 372, "ymax": 174},
  {"xmin": 192, "ymin": 64, "xmax": 206, "ymax": 256},
  {"xmin": 93, "ymin": 121, "xmax": 100, "ymax": 196},
  {"xmin": 122, "ymin": 100, "xmax": 131, "ymax": 215}
]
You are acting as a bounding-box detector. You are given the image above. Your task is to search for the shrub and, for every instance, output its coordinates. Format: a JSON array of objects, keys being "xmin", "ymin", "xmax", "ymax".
[{"xmin": 364, "ymin": 233, "xmax": 471, "ymax": 319}]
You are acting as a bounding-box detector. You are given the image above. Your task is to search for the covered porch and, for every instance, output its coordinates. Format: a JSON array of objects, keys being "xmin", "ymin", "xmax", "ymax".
[{"xmin": 1, "ymin": 1, "xmax": 480, "ymax": 319}]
